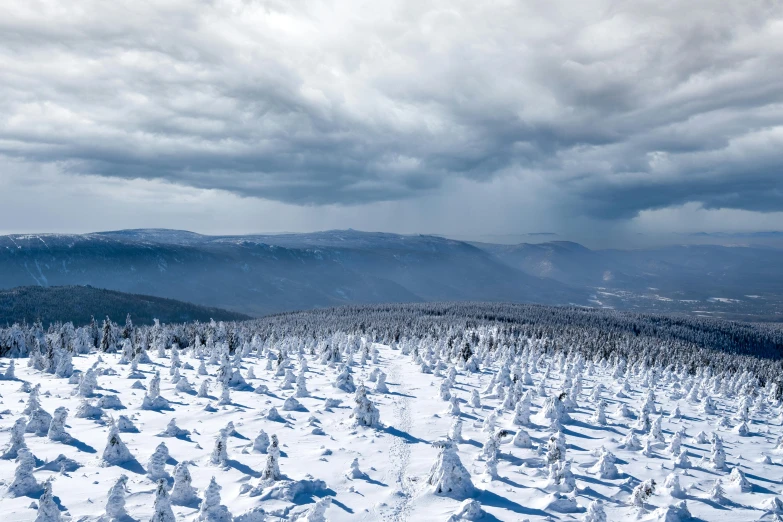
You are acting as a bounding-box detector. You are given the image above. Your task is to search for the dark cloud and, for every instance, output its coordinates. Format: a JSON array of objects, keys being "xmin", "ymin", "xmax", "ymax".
[{"xmin": 0, "ymin": 0, "xmax": 782, "ymax": 217}]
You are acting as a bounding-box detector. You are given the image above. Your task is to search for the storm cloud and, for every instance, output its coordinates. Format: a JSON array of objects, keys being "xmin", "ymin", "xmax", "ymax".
[{"xmin": 1, "ymin": 0, "xmax": 782, "ymax": 219}]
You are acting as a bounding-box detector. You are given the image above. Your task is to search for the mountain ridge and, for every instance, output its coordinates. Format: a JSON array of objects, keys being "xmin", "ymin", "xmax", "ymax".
[{"xmin": 2, "ymin": 229, "xmax": 782, "ymax": 320}]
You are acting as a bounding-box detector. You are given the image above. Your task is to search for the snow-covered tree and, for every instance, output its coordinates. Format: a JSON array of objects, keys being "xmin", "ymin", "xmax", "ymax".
[
  {"xmin": 147, "ymin": 442, "xmax": 171, "ymax": 482},
  {"xmin": 170, "ymin": 461, "xmax": 199, "ymax": 506},
  {"xmin": 631, "ymin": 479, "xmax": 656, "ymax": 508},
  {"xmin": 2, "ymin": 417, "xmax": 28, "ymax": 459},
  {"xmin": 583, "ymin": 500, "xmax": 606, "ymax": 522},
  {"xmin": 351, "ymin": 385, "xmax": 381, "ymax": 428},
  {"xmin": 426, "ymin": 440, "xmax": 474, "ymax": 499},
  {"xmin": 729, "ymin": 466, "xmax": 752, "ymax": 492},
  {"xmin": 210, "ymin": 429, "xmax": 229, "ymax": 466},
  {"xmin": 150, "ymin": 479, "xmax": 176, "ymax": 522},
  {"xmin": 102, "ymin": 421, "xmax": 134, "ymax": 466},
  {"xmin": 47, "ymin": 407, "xmax": 70, "ymax": 442},
  {"xmin": 261, "ymin": 434, "xmax": 282, "ymax": 481},
  {"xmin": 8, "ymin": 448, "xmax": 40, "ymax": 497},
  {"xmin": 253, "ymin": 430, "xmax": 270, "ymax": 453},
  {"xmin": 198, "ymin": 477, "xmax": 232, "ymax": 522},
  {"xmin": 35, "ymin": 479, "xmax": 60, "ymax": 522},
  {"xmin": 333, "ymin": 367, "xmax": 356, "ymax": 393},
  {"xmin": 104, "ymin": 474, "xmax": 129, "ymax": 522}
]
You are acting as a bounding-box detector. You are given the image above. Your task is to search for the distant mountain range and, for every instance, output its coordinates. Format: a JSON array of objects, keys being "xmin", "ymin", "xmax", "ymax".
[
  {"xmin": 1, "ymin": 229, "xmax": 781, "ymax": 320},
  {"xmin": 0, "ymin": 285, "xmax": 250, "ymax": 326}
]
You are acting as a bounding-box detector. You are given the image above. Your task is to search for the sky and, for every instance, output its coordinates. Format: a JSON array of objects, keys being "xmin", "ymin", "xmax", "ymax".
[{"xmin": 1, "ymin": 0, "xmax": 782, "ymax": 247}]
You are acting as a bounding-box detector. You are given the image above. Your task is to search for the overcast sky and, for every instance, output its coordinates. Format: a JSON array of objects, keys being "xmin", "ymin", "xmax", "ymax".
[{"xmin": 1, "ymin": 0, "xmax": 782, "ymax": 246}]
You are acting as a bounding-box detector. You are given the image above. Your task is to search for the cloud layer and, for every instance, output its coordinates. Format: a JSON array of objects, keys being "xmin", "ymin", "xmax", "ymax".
[{"xmin": 1, "ymin": 0, "xmax": 782, "ymax": 220}]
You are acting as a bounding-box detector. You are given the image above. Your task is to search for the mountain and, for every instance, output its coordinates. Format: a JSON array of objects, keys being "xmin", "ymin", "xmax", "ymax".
[
  {"xmin": 474, "ymin": 240, "xmax": 783, "ymax": 320},
  {"xmin": 0, "ymin": 231, "xmax": 586, "ymax": 317},
  {"xmin": 2, "ymin": 229, "xmax": 781, "ymax": 320},
  {"xmin": 0, "ymin": 285, "xmax": 250, "ymax": 326}
]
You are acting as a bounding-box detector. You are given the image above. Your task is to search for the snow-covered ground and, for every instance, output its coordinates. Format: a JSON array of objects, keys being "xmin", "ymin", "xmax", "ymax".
[{"xmin": 2, "ymin": 337, "xmax": 783, "ymax": 521}]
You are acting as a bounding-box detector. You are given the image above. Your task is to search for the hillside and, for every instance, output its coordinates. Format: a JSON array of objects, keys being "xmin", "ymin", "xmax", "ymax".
[
  {"xmin": 1, "ymin": 302, "xmax": 783, "ymax": 521},
  {"xmin": 0, "ymin": 285, "xmax": 250, "ymax": 326},
  {"xmin": 0, "ymin": 231, "xmax": 585, "ymax": 316},
  {"xmin": 1, "ymin": 229, "xmax": 782, "ymax": 319}
]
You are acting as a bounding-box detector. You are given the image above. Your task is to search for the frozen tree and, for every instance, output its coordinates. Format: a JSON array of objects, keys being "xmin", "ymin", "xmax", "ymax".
[
  {"xmin": 426, "ymin": 440, "xmax": 474, "ymax": 499},
  {"xmin": 104, "ymin": 474, "xmax": 129, "ymax": 522},
  {"xmin": 631, "ymin": 479, "xmax": 656, "ymax": 508},
  {"xmin": 261, "ymin": 434, "xmax": 282, "ymax": 481},
  {"xmin": 591, "ymin": 447, "xmax": 618, "ymax": 479},
  {"xmin": 47, "ymin": 407, "xmax": 70, "ymax": 442},
  {"xmin": 102, "ymin": 421, "xmax": 134, "ymax": 465},
  {"xmin": 198, "ymin": 379, "xmax": 210, "ymax": 398},
  {"xmin": 217, "ymin": 383, "xmax": 232, "ymax": 406},
  {"xmin": 142, "ymin": 371, "xmax": 170, "ymax": 410},
  {"xmin": 266, "ymin": 406, "xmax": 284, "ymax": 422},
  {"xmin": 253, "ymin": 430, "xmax": 270, "ymax": 453},
  {"xmin": 2, "ymin": 417, "xmax": 29, "ymax": 459},
  {"xmin": 210, "ymin": 429, "xmax": 229, "ymax": 466},
  {"xmin": 117, "ymin": 415, "xmax": 138, "ymax": 433},
  {"xmin": 448, "ymin": 395, "xmax": 461, "ymax": 415},
  {"xmin": 333, "ymin": 367, "xmax": 356, "ymax": 393},
  {"xmin": 583, "ymin": 500, "xmax": 606, "ymax": 522},
  {"xmin": 440, "ymin": 380, "xmax": 452, "ymax": 401},
  {"xmin": 449, "ymin": 418, "xmax": 463, "ymax": 443},
  {"xmin": 77, "ymin": 368, "xmax": 99, "ymax": 397},
  {"xmin": 3, "ymin": 359, "xmax": 16, "ymax": 380},
  {"xmin": 635, "ymin": 409, "xmax": 651, "ymax": 433},
  {"xmin": 729, "ymin": 466, "xmax": 752, "ymax": 492},
  {"xmin": 75, "ymin": 399, "xmax": 104, "ymax": 420},
  {"xmin": 295, "ymin": 371, "xmax": 310, "ymax": 398},
  {"xmin": 709, "ymin": 478, "xmax": 726, "ymax": 502},
  {"xmin": 351, "ymin": 385, "xmax": 381, "ymax": 428},
  {"xmin": 482, "ymin": 410, "xmax": 498, "ymax": 433},
  {"xmin": 673, "ymin": 449, "xmax": 692, "ymax": 469},
  {"xmin": 345, "ymin": 457, "xmax": 368, "ymax": 479},
  {"xmin": 8, "ymin": 448, "xmax": 40, "ymax": 497},
  {"xmin": 650, "ymin": 415, "xmax": 665, "ymax": 442},
  {"xmin": 546, "ymin": 431, "xmax": 567, "ymax": 465},
  {"xmin": 150, "ymin": 479, "xmax": 176, "ymax": 522},
  {"xmin": 147, "ymin": 442, "xmax": 171, "ymax": 481},
  {"xmin": 591, "ymin": 400, "xmax": 607, "ymax": 426},
  {"xmin": 470, "ymin": 389, "xmax": 481, "ymax": 409},
  {"xmin": 170, "ymin": 461, "xmax": 199, "ymax": 506},
  {"xmin": 198, "ymin": 477, "xmax": 232, "ymax": 522},
  {"xmin": 295, "ymin": 496, "xmax": 332, "ymax": 522},
  {"xmin": 55, "ymin": 349, "xmax": 74, "ymax": 378},
  {"xmin": 513, "ymin": 394, "xmax": 531, "ymax": 426},
  {"xmin": 711, "ymin": 434, "xmax": 727, "ymax": 470},
  {"xmin": 35, "ymin": 479, "xmax": 60, "ymax": 522},
  {"xmin": 374, "ymin": 371, "xmax": 389, "ymax": 393},
  {"xmin": 160, "ymin": 418, "xmax": 189, "ymax": 438},
  {"xmin": 513, "ymin": 428, "xmax": 532, "ymax": 448},
  {"xmin": 547, "ymin": 459, "xmax": 576, "ymax": 492},
  {"xmin": 25, "ymin": 387, "xmax": 53, "ymax": 436},
  {"xmin": 536, "ymin": 392, "xmax": 570, "ymax": 430},
  {"xmin": 176, "ymin": 376, "xmax": 193, "ymax": 393},
  {"xmin": 664, "ymin": 472, "xmax": 685, "ymax": 498},
  {"xmin": 283, "ymin": 395, "xmax": 303, "ymax": 411}
]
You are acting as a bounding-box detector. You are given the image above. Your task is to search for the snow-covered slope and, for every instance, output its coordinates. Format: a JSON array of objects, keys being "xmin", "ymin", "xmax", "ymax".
[{"xmin": 1, "ymin": 308, "xmax": 783, "ymax": 521}]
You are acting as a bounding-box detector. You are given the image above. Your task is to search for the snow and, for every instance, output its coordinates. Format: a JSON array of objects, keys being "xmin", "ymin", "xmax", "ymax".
[{"xmin": 2, "ymin": 339, "xmax": 783, "ymax": 521}]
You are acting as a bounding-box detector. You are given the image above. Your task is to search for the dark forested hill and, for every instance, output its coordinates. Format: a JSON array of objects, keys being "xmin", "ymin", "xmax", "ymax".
[{"xmin": 0, "ymin": 286, "xmax": 250, "ymax": 326}]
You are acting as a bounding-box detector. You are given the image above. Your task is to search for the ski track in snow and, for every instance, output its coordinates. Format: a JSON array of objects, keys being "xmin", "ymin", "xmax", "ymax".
[{"xmin": 382, "ymin": 360, "xmax": 414, "ymax": 522}]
